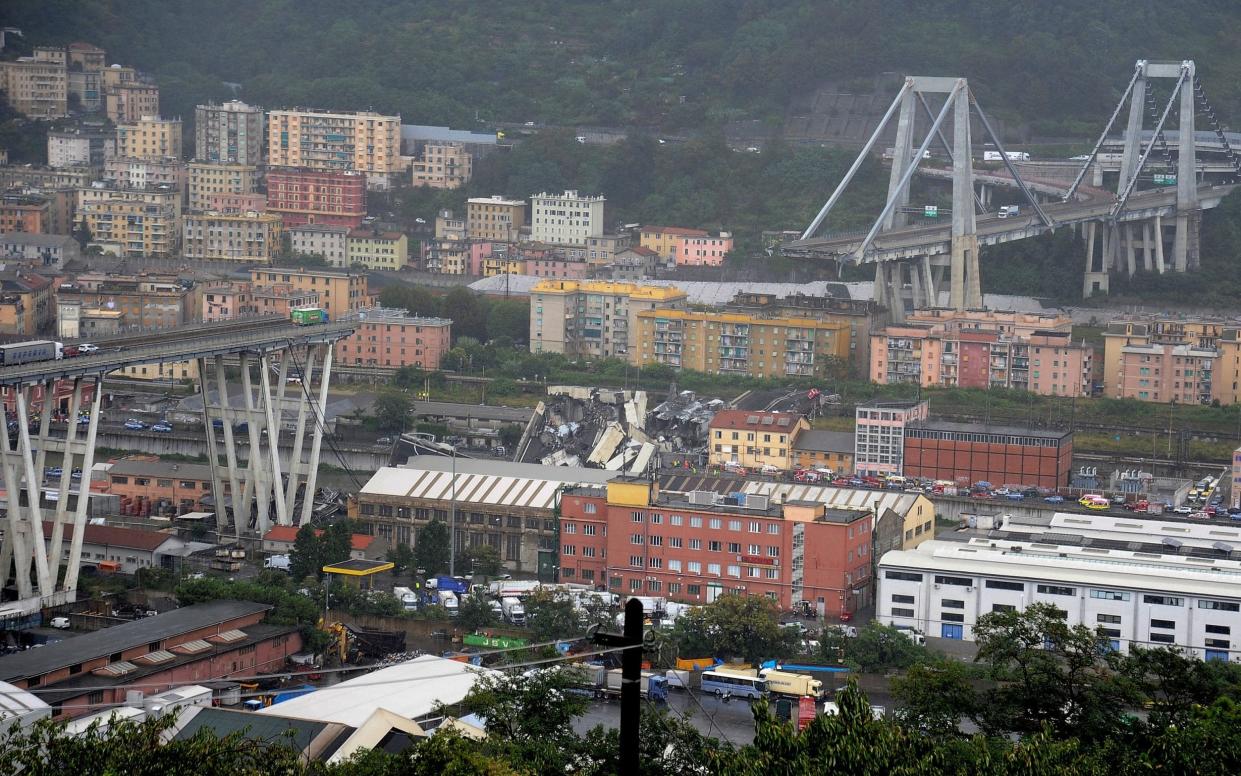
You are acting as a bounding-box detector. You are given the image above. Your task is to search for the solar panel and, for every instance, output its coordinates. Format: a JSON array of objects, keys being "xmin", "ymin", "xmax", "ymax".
[
  {"xmin": 135, "ymin": 649, "xmax": 175, "ymax": 665},
  {"xmin": 746, "ymin": 415, "xmax": 759, "ymax": 424},
  {"xmin": 761, "ymin": 416, "xmax": 775, "ymax": 425},
  {"xmin": 777, "ymin": 418, "xmax": 791, "ymax": 427}
]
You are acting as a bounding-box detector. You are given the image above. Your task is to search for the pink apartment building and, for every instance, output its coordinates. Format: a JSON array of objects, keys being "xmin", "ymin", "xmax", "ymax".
[
  {"xmin": 466, "ymin": 241, "xmax": 494, "ymax": 276},
  {"xmin": 204, "ymin": 192, "xmax": 267, "ymax": 213},
  {"xmin": 1112, "ymin": 342, "xmax": 1216, "ymax": 404},
  {"xmin": 870, "ymin": 309, "xmax": 1093, "ymax": 397},
  {"xmin": 527, "ymin": 255, "xmax": 590, "ymax": 279},
  {"xmin": 201, "ymin": 280, "xmax": 319, "ymax": 321},
  {"xmin": 336, "ymin": 306, "xmax": 453, "ymax": 368},
  {"xmin": 674, "ymin": 232, "xmax": 733, "ymax": 266}
]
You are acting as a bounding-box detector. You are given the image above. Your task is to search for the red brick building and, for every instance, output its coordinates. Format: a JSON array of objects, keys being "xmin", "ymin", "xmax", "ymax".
[
  {"xmin": 559, "ymin": 478, "xmax": 875, "ymax": 616},
  {"xmin": 902, "ymin": 421, "xmax": 1073, "ymax": 489},
  {"xmin": 265, "ymin": 167, "xmax": 367, "ymax": 229},
  {"xmin": 0, "ymin": 601, "xmax": 301, "ymax": 718}
]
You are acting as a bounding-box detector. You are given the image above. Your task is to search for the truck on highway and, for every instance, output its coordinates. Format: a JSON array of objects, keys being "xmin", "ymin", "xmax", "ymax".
[
  {"xmin": 290, "ymin": 306, "xmax": 329, "ymax": 325},
  {"xmin": 393, "ymin": 586, "xmax": 419, "ymax": 611},
  {"xmin": 0, "ymin": 340, "xmax": 62, "ymax": 366},
  {"xmin": 984, "ymin": 151, "xmax": 1031, "ymax": 162},
  {"xmin": 502, "ymin": 596, "xmax": 526, "ymax": 626},
  {"xmin": 436, "ymin": 589, "xmax": 459, "ymax": 616},
  {"xmin": 997, "ymin": 205, "xmax": 1021, "ymax": 218},
  {"xmin": 604, "ymin": 669, "xmax": 668, "ymax": 702},
  {"xmin": 758, "ymin": 668, "xmax": 824, "ymax": 699}
]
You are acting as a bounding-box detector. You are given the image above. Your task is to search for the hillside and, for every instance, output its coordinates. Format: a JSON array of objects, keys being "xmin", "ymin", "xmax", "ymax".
[{"xmin": 7, "ymin": 0, "xmax": 1240, "ymax": 135}]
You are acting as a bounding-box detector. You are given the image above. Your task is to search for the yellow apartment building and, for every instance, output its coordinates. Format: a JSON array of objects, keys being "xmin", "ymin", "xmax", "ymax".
[
  {"xmin": 410, "ymin": 141, "xmax": 473, "ymax": 189},
  {"xmin": 183, "ymin": 211, "xmax": 283, "ymax": 263},
  {"xmin": 466, "ymin": 196, "xmax": 526, "ymax": 242},
  {"xmin": 76, "ymin": 186, "xmax": 182, "ymax": 257},
  {"xmin": 267, "ymin": 109, "xmax": 401, "ymax": 187},
  {"xmin": 347, "ymin": 230, "xmax": 408, "ymax": 270},
  {"xmin": 530, "ymin": 279, "xmax": 687, "ymax": 358},
  {"xmin": 634, "ymin": 310, "xmax": 852, "ymax": 380},
  {"xmin": 187, "ymin": 162, "xmax": 259, "ymax": 211},
  {"xmin": 0, "ymin": 47, "xmax": 67, "ymax": 119},
  {"xmin": 249, "ymin": 267, "xmax": 368, "ymax": 322},
  {"xmin": 116, "ymin": 116, "xmax": 183, "ymax": 161}
]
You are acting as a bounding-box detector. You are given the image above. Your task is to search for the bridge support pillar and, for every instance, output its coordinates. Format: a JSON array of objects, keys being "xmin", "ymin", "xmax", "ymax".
[
  {"xmin": 0, "ymin": 376, "xmax": 104, "ymax": 609},
  {"xmin": 1124, "ymin": 224, "xmax": 1138, "ymax": 276},
  {"xmin": 1083, "ymin": 222, "xmax": 1109, "ymax": 297},
  {"xmin": 1154, "ymin": 214, "xmax": 1166, "ymax": 273}
]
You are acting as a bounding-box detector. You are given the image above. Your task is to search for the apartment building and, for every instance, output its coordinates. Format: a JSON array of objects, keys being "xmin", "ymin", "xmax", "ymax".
[
  {"xmin": 336, "ymin": 307, "xmax": 452, "ymax": 369},
  {"xmin": 58, "ymin": 273, "xmax": 195, "ymax": 328},
  {"xmin": 871, "ymin": 309, "xmax": 1093, "ymax": 397},
  {"xmin": 104, "ymin": 82, "xmax": 160, "ymax": 124},
  {"xmin": 853, "ymin": 400, "xmax": 929, "ymax": 477},
  {"xmin": 66, "ymin": 42, "xmax": 106, "ymax": 111},
  {"xmin": 1102, "ymin": 317, "xmax": 1241, "ymax": 405},
  {"xmin": 584, "ymin": 233, "xmax": 632, "ymax": 266},
  {"xmin": 182, "ymin": 211, "xmax": 283, "ymax": 264},
  {"xmin": 0, "ymin": 271, "xmax": 54, "ymax": 336},
  {"xmin": 47, "ymin": 125, "xmax": 115, "ymax": 170},
  {"xmin": 726, "ymin": 292, "xmax": 880, "ymax": 375},
  {"xmin": 560, "ymin": 478, "xmax": 875, "ymax": 614},
  {"xmin": 466, "ymin": 196, "xmax": 526, "ymax": 242},
  {"xmin": 194, "ymin": 100, "xmax": 265, "ymax": 165},
  {"xmin": 204, "ymin": 192, "xmax": 266, "ymax": 213},
  {"xmin": 0, "ymin": 47, "xmax": 68, "ymax": 119},
  {"xmin": 103, "ymin": 157, "xmax": 187, "ymax": 195},
  {"xmin": 116, "ymin": 116, "xmax": 183, "ymax": 161},
  {"xmin": 529, "ymin": 279, "xmax": 688, "ymax": 358},
  {"xmin": 0, "ymin": 233, "xmax": 82, "ymax": 268},
  {"xmin": 903, "ymin": 421, "xmax": 1074, "ymax": 489},
  {"xmin": 347, "ymin": 229, "xmax": 408, "ymax": 270},
  {"xmin": 790, "ymin": 429, "xmax": 855, "ymax": 473},
  {"xmin": 409, "ymin": 141, "xmax": 472, "ymax": 189},
  {"xmin": 187, "ymin": 162, "xmax": 258, "ymax": 211},
  {"xmin": 267, "ymin": 109, "xmax": 401, "ymax": 188},
  {"xmin": 249, "ymin": 267, "xmax": 367, "ymax": 321},
  {"xmin": 201, "ymin": 280, "xmax": 257, "ymax": 321},
  {"xmin": 706, "ymin": 410, "xmax": 811, "ymax": 471},
  {"xmin": 0, "ymin": 166, "xmax": 95, "ymax": 192},
  {"xmin": 0, "ymin": 195, "xmax": 50, "ymax": 235},
  {"xmin": 530, "ymin": 190, "xmax": 605, "ymax": 246},
  {"xmin": 75, "ymin": 185, "xmax": 182, "ymax": 257},
  {"xmin": 265, "ymin": 168, "xmax": 367, "ymax": 229},
  {"xmin": 638, "ymin": 225, "xmax": 733, "ymax": 265},
  {"xmin": 639, "ymin": 226, "xmax": 705, "ymax": 259},
  {"xmin": 289, "ymin": 223, "xmax": 350, "ymax": 267},
  {"xmin": 633, "ymin": 309, "xmax": 851, "ymax": 380}
]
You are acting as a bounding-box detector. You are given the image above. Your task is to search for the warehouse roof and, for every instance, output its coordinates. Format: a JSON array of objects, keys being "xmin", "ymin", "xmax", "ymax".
[
  {"xmin": 413, "ymin": 400, "xmax": 533, "ymax": 424},
  {"xmin": 656, "ymin": 473, "xmax": 925, "ymax": 517},
  {"xmin": 257, "ymin": 654, "xmax": 495, "ymax": 727},
  {"xmin": 907, "ymin": 420, "xmax": 1072, "ymax": 441},
  {"xmin": 41, "ymin": 521, "xmax": 176, "ymax": 553},
  {"xmin": 0, "ymin": 601, "xmax": 270, "ymax": 682},
  {"xmin": 791, "ymin": 429, "xmax": 855, "ymax": 453},
  {"xmin": 362, "ymin": 457, "xmax": 618, "ymax": 510},
  {"xmin": 105, "ymin": 458, "xmax": 213, "ymax": 481}
]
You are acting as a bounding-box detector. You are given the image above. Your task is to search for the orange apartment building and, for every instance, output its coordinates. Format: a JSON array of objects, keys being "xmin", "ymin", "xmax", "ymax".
[
  {"xmin": 201, "ymin": 280, "xmax": 320, "ymax": 322},
  {"xmin": 104, "ymin": 458, "xmax": 216, "ymax": 513},
  {"xmin": 0, "ymin": 194, "xmax": 50, "ymax": 235},
  {"xmin": 706, "ymin": 410, "xmax": 811, "ymax": 472},
  {"xmin": 0, "ymin": 270, "xmax": 54, "ymax": 336},
  {"xmin": 1102, "ymin": 317, "xmax": 1241, "ymax": 405},
  {"xmin": 248, "ymin": 267, "xmax": 367, "ymax": 322},
  {"xmin": 870, "ymin": 308, "xmax": 1093, "ymax": 397},
  {"xmin": 336, "ymin": 307, "xmax": 452, "ymax": 369},
  {"xmin": 559, "ymin": 478, "xmax": 876, "ymax": 615}
]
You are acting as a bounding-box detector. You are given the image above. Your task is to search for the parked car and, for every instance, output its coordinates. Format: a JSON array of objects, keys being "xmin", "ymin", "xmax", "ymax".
[
  {"xmin": 151, "ymin": 422, "xmax": 173, "ymax": 433},
  {"xmin": 50, "ymin": 617, "xmax": 70, "ymax": 629},
  {"xmin": 1044, "ymin": 495, "xmax": 1065, "ymax": 503}
]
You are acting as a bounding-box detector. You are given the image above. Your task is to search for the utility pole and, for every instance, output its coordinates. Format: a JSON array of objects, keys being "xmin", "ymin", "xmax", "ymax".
[
  {"xmin": 592, "ymin": 598, "xmax": 644, "ymax": 774},
  {"xmin": 449, "ymin": 445, "xmax": 457, "ymax": 576}
]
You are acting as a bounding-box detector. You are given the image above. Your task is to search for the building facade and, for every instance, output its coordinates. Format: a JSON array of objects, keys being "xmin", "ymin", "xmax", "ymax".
[
  {"xmin": 529, "ymin": 279, "xmax": 687, "ymax": 358},
  {"xmin": 249, "ymin": 268, "xmax": 367, "ymax": 321},
  {"xmin": 854, "ymin": 400, "xmax": 929, "ymax": 477},
  {"xmin": 0, "ymin": 47, "xmax": 68, "ymax": 119},
  {"xmin": 267, "ymin": 110, "xmax": 401, "ymax": 188},
  {"xmin": 346, "ymin": 230, "xmax": 408, "ymax": 270},
  {"xmin": 194, "ymin": 100, "xmax": 264, "ymax": 165},
  {"xmin": 638, "ymin": 226, "xmax": 705, "ymax": 261},
  {"xmin": 633, "ymin": 309, "xmax": 852, "ymax": 380},
  {"xmin": 0, "ymin": 195, "xmax": 49, "ymax": 235},
  {"xmin": 182, "ymin": 211, "xmax": 283, "ymax": 263},
  {"xmin": 336, "ymin": 307, "xmax": 452, "ymax": 369},
  {"xmin": 903, "ymin": 421, "xmax": 1073, "ymax": 489},
  {"xmin": 116, "ymin": 116, "xmax": 183, "ymax": 161},
  {"xmin": 75, "ymin": 185, "xmax": 182, "ymax": 257},
  {"xmin": 790, "ymin": 429, "xmax": 855, "ymax": 474},
  {"xmin": 706, "ymin": 411, "xmax": 811, "ymax": 471},
  {"xmin": 530, "ymin": 190, "xmax": 605, "ymax": 246},
  {"xmin": 47, "ymin": 126, "xmax": 115, "ymax": 170},
  {"xmin": 102, "ymin": 157, "xmax": 187, "ymax": 193},
  {"xmin": 289, "ymin": 223, "xmax": 350, "ymax": 267},
  {"xmin": 187, "ymin": 162, "xmax": 258, "ymax": 212},
  {"xmin": 265, "ymin": 168, "xmax": 367, "ymax": 229},
  {"xmin": 466, "ymin": 196, "xmax": 525, "ymax": 243},
  {"xmin": 104, "ymin": 83, "xmax": 160, "ymax": 124},
  {"xmin": 560, "ymin": 478, "xmax": 875, "ymax": 614},
  {"xmin": 880, "ymin": 537, "xmax": 1241, "ymax": 657},
  {"xmin": 58, "ymin": 273, "xmax": 195, "ymax": 328},
  {"xmin": 1101, "ymin": 317, "xmax": 1236, "ymax": 404},
  {"xmin": 409, "ymin": 141, "xmax": 473, "ymax": 189},
  {"xmin": 0, "ymin": 271, "xmax": 54, "ymax": 336}
]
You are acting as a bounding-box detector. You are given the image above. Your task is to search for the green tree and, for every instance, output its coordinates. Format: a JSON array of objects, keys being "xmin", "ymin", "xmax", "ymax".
[
  {"xmin": 288, "ymin": 524, "xmax": 323, "ymax": 581},
  {"xmin": 414, "ymin": 518, "xmax": 450, "ymax": 577},
  {"xmin": 462, "ymin": 544, "xmax": 502, "ymax": 580},
  {"xmin": 522, "ymin": 589, "xmax": 580, "ymax": 642},
  {"xmin": 373, "ymin": 389, "xmax": 412, "ymax": 433},
  {"xmin": 890, "ymin": 657, "xmax": 981, "ymax": 737},
  {"xmin": 458, "ymin": 591, "xmax": 499, "ymax": 631},
  {"xmin": 386, "ymin": 542, "xmax": 415, "ymax": 577},
  {"xmin": 486, "ymin": 299, "xmax": 529, "ymax": 344},
  {"xmin": 320, "ymin": 520, "xmax": 354, "ymax": 568},
  {"xmin": 821, "ymin": 622, "xmax": 932, "ymax": 673},
  {"xmin": 671, "ymin": 593, "xmax": 798, "ymax": 664},
  {"xmin": 498, "ymin": 424, "xmax": 522, "ymax": 450}
]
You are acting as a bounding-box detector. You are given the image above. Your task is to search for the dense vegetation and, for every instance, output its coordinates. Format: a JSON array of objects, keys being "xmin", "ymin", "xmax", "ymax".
[{"xmin": 9, "ymin": 1, "xmax": 1239, "ymax": 136}]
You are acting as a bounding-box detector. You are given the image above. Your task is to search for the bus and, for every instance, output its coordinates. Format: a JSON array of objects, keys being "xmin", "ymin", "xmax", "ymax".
[{"xmin": 701, "ymin": 670, "xmax": 767, "ymax": 699}]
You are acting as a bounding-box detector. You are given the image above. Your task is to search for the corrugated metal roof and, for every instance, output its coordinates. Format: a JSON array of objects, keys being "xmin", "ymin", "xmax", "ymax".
[{"xmin": 362, "ymin": 458, "xmax": 618, "ymax": 510}]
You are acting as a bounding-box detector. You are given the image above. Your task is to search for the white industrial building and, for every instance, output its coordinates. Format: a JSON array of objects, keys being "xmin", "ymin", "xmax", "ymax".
[
  {"xmin": 878, "ymin": 537, "xmax": 1241, "ymax": 660},
  {"xmin": 529, "ymin": 189, "xmax": 605, "ymax": 246}
]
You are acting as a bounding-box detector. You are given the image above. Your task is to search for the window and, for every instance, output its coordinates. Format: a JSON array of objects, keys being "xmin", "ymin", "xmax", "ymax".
[
  {"xmin": 630, "ymin": 534, "xmax": 644, "ymax": 545},
  {"xmin": 709, "ymin": 519, "xmax": 722, "ymax": 530},
  {"xmin": 687, "ymin": 584, "xmax": 701, "ymax": 596},
  {"xmin": 562, "ymin": 544, "xmax": 575, "ymax": 555},
  {"xmin": 630, "ymin": 579, "xmax": 642, "ymax": 592},
  {"xmin": 1199, "ymin": 600, "xmax": 1241, "ymax": 612},
  {"xmin": 708, "ymin": 541, "xmax": 722, "ymax": 552},
  {"xmin": 986, "ymin": 579, "xmax": 1024, "ymax": 591},
  {"xmin": 629, "ymin": 555, "xmax": 643, "ymax": 567},
  {"xmin": 689, "ymin": 538, "xmax": 702, "ymax": 550},
  {"xmin": 631, "ymin": 512, "xmax": 644, "ymax": 523},
  {"xmin": 1037, "ymin": 584, "xmax": 1075, "ymax": 596},
  {"xmin": 941, "ymin": 599, "xmax": 965, "ymax": 609},
  {"xmin": 707, "ymin": 563, "xmax": 721, "ymax": 575},
  {"xmin": 749, "ymin": 521, "xmax": 761, "ymax": 533},
  {"xmin": 583, "ymin": 524, "xmax": 597, "ymax": 536},
  {"xmin": 650, "ymin": 513, "xmax": 663, "ymax": 524},
  {"xmin": 892, "ymin": 607, "xmax": 915, "ymax": 617},
  {"xmin": 690, "ymin": 517, "xmax": 703, "ymax": 528},
  {"xmin": 892, "ymin": 594, "xmax": 915, "ymax": 604},
  {"xmin": 1091, "ymin": 590, "xmax": 1131, "ymax": 602},
  {"xmin": 563, "ymin": 523, "xmax": 576, "ymax": 534},
  {"xmin": 649, "ymin": 557, "xmax": 662, "ymax": 569},
  {"xmin": 1150, "ymin": 619, "xmax": 1176, "ymax": 630},
  {"xmin": 727, "ymin": 542, "xmax": 741, "ymax": 553},
  {"xmin": 941, "ymin": 612, "xmax": 965, "ymax": 622},
  {"xmin": 671, "ymin": 515, "xmax": 683, "ymax": 526},
  {"xmin": 583, "ymin": 502, "xmax": 597, "ymax": 514},
  {"xmin": 668, "ymin": 537, "xmax": 683, "ymax": 549},
  {"xmin": 934, "ymin": 575, "xmax": 973, "ymax": 587},
  {"xmin": 1097, "ymin": 613, "xmax": 1122, "ymax": 625},
  {"xmin": 669, "ymin": 560, "xmax": 682, "ymax": 572},
  {"xmin": 727, "ymin": 565, "xmax": 741, "ymax": 578},
  {"xmin": 1143, "ymin": 594, "xmax": 1183, "ymax": 606},
  {"xmin": 1100, "ymin": 628, "xmax": 1122, "ymax": 638},
  {"xmin": 1205, "ymin": 638, "xmax": 1231, "ymax": 649},
  {"xmin": 992, "ymin": 604, "xmax": 1016, "ymax": 613},
  {"xmin": 688, "ymin": 561, "xmax": 702, "ymax": 573},
  {"xmin": 886, "ymin": 570, "xmax": 921, "ymax": 582},
  {"xmin": 768, "ymin": 524, "xmax": 779, "ymax": 535},
  {"xmin": 1206, "ymin": 624, "xmax": 1232, "ymax": 635},
  {"xmin": 728, "ymin": 520, "xmax": 741, "ymax": 532},
  {"xmin": 649, "ymin": 536, "xmax": 663, "ymax": 547}
]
